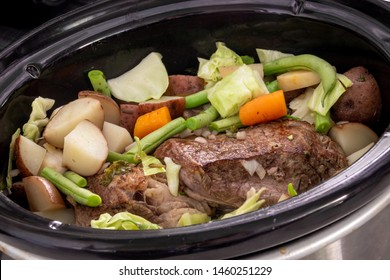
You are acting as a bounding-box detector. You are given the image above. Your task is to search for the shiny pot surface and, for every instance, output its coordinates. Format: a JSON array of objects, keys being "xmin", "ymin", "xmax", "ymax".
[{"xmin": 0, "ymin": 0, "xmax": 390, "ymax": 259}]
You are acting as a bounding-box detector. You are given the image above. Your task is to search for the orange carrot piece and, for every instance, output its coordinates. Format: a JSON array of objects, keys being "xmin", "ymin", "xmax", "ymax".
[
  {"xmin": 239, "ymin": 90, "xmax": 287, "ymax": 126},
  {"xmin": 133, "ymin": 106, "xmax": 172, "ymax": 139}
]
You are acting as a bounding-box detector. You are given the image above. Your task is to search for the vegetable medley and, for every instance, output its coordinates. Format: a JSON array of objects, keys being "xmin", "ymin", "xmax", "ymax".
[{"xmin": 2, "ymin": 42, "xmax": 381, "ymax": 230}]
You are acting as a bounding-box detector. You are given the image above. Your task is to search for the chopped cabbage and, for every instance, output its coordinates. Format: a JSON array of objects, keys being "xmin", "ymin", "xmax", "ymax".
[
  {"xmin": 91, "ymin": 212, "xmax": 161, "ymax": 230},
  {"xmin": 177, "ymin": 212, "xmax": 210, "ymax": 227},
  {"xmin": 23, "ymin": 96, "xmax": 55, "ymax": 141},
  {"xmin": 308, "ymin": 73, "xmax": 353, "ymax": 116},
  {"xmin": 107, "ymin": 52, "xmax": 169, "ymax": 102},
  {"xmin": 220, "ymin": 187, "xmax": 266, "ymax": 220},
  {"xmin": 164, "ymin": 157, "xmax": 181, "ymax": 196},
  {"xmin": 256, "ymin": 48, "xmax": 293, "ymax": 64},
  {"xmin": 208, "ymin": 65, "xmax": 268, "ymax": 118},
  {"xmin": 289, "ymin": 87, "xmax": 315, "ymax": 124},
  {"xmin": 197, "ymin": 42, "xmax": 244, "ymax": 83}
]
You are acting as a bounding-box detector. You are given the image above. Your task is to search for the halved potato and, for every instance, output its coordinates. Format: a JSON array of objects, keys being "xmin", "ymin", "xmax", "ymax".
[
  {"xmin": 23, "ymin": 176, "xmax": 66, "ymax": 212},
  {"xmin": 102, "ymin": 121, "xmax": 133, "ymax": 153},
  {"xmin": 62, "ymin": 120, "xmax": 108, "ymax": 176},
  {"xmin": 328, "ymin": 122, "xmax": 379, "ymax": 156},
  {"xmin": 43, "ymin": 97, "xmax": 104, "ymax": 148},
  {"xmin": 39, "ymin": 143, "xmax": 67, "ymax": 174},
  {"xmin": 15, "ymin": 135, "xmax": 47, "ymax": 177},
  {"xmin": 277, "ymin": 70, "xmax": 321, "ymax": 92},
  {"xmin": 78, "ymin": 90, "xmax": 121, "ymax": 125}
]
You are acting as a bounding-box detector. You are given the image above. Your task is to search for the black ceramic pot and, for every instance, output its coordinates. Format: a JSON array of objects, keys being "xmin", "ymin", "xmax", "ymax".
[{"xmin": 1, "ymin": 0, "xmax": 390, "ymax": 259}]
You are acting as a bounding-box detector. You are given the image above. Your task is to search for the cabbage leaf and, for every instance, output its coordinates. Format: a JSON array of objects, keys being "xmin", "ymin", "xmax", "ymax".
[
  {"xmin": 91, "ymin": 212, "xmax": 161, "ymax": 230},
  {"xmin": 208, "ymin": 65, "xmax": 268, "ymax": 118},
  {"xmin": 197, "ymin": 42, "xmax": 244, "ymax": 83}
]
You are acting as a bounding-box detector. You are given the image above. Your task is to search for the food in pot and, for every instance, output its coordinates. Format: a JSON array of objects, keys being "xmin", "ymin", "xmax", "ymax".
[
  {"xmin": 154, "ymin": 119, "xmax": 347, "ymax": 210},
  {"xmin": 332, "ymin": 66, "xmax": 382, "ymax": 124},
  {"xmin": 2, "ymin": 43, "xmax": 382, "ymax": 230}
]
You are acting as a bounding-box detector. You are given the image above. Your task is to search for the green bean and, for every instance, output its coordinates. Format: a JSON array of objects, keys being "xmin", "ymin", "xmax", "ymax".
[
  {"xmin": 63, "ymin": 171, "xmax": 88, "ymax": 188},
  {"xmin": 107, "ymin": 151, "xmax": 139, "ymax": 163},
  {"xmin": 126, "ymin": 117, "xmax": 187, "ymax": 155},
  {"xmin": 314, "ymin": 111, "xmax": 332, "ymax": 134},
  {"xmin": 40, "ymin": 167, "xmax": 101, "ymax": 207},
  {"xmin": 265, "ymin": 80, "xmax": 279, "ymax": 93},
  {"xmin": 184, "ymin": 89, "xmax": 209, "ymax": 109},
  {"xmin": 263, "ymin": 54, "xmax": 337, "ymax": 101},
  {"xmin": 185, "ymin": 105, "xmax": 220, "ymax": 131},
  {"xmin": 88, "ymin": 69, "xmax": 111, "ymax": 97},
  {"xmin": 209, "ymin": 115, "xmax": 243, "ymax": 132}
]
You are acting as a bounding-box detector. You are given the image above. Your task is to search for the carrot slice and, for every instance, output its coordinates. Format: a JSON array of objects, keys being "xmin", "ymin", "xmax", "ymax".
[
  {"xmin": 133, "ymin": 106, "xmax": 172, "ymax": 139},
  {"xmin": 239, "ymin": 90, "xmax": 287, "ymax": 126}
]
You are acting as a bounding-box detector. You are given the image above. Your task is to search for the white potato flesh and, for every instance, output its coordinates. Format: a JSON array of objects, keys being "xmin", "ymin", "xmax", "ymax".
[
  {"xmin": 43, "ymin": 97, "xmax": 104, "ymax": 148},
  {"xmin": 277, "ymin": 70, "xmax": 321, "ymax": 92},
  {"xmin": 102, "ymin": 121, "xmax": 133, "ymax": 153},
  {"xmin": 107, "ymin": 52, "xmax": 169, "ymax": 102},
  {"xmin": 328, "ymin": 122, "xmax": 379, "ymax": 156},
  {"xmin": 15, "ymin": 135, "xmax": 47, "ymax": 177},
  {"xmin": 78, "ymin": 91, "xmax": 121, "ymax": 125},
  {"xmin": 40, "ymin": 143, "xmax": 67, "ymax": 174},
  {"xmin": 63, "ymin": 120, "xmax": 108, "ymax": 176},
  {"xmin": 23, "ymin": 176, "xmax": 66, "ymax": 212},
  {"xmin": 347, "ymin": 142, "xmax": 375, "ymax": 166}
]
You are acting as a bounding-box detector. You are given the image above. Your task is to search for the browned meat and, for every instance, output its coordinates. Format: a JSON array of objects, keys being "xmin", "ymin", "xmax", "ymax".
[
  {"xmin": 164, "ymin": 75, "xmax": 205, "ymax": 96},
  {"xmin": 71, "ymin": 163, "xmax": 211, "ymax": 228},
  {"xmin": 145, "ymin": 177, "xmax": 212, "ymax": 228},
  {"xmin": 154, "ymin": 119, "xmax": 348, "ymax": 210},
  {"xmin": 71, "ymin": 165, "xmax": 152, "ymax": 227}
]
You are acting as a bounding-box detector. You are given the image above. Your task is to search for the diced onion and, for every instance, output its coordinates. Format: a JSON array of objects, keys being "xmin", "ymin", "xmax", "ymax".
[
  {"xmin": 255, "ymin": 164, "xmax": 266, "ymax": 180},
  {"xmin": 236, "ymin": 131, "xmax": 246, "ymax": 140},
  {"xmin": 240, "ymin": 159, "xmax": 259, "ymax": 176},
  {"xmin": 195, "ymin": 137, "xmax": 208, "ymax": 144}
]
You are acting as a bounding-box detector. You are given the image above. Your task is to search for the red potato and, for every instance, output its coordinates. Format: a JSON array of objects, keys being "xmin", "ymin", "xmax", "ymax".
[
  {"xmin": 15, "ymin": 135, "xmax": 47, "ymax": 177},
  {"xmin": 138, "ymin": 96, "xmax": 186, "ymax": 119},
  {"xmin": 62, "ymin": 120, "xmax": 108, "ymax": 176},
  {"xmin": 22, "ymin": 176, "xmax": 66, "ymax": 212},
  {"xmin": 43, "ymin": 97, "xmax": 105, "ymax": 148},
  {"xmin": 119, "ymin": 96, "xmax": 186, "ymax": 135},
  {"xmin": 102, "ymin": 121, "xmax": 133, "ymax": 153},
  {"xmin": 332, "ymin": 66, "xmax": 382, "ymax": 124},
  {"xmin": 119, "ymin": 103, "xmax": 139, "ymax": 135},
  {"xmin": 164, "ymin": 75, "xmax": 205, "ymax": 96},
  {"xmin": 78, "ymin": 90, "xmax": 121, "ymax": 125}
]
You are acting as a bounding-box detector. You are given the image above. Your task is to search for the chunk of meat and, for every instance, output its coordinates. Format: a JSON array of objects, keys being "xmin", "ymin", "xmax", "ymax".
[
  {"xmin": 71, "ymin": 165, "xmax": 152, "ymax": 227},
  {"xmin": 71, "ymin": 164, "xmax": 211, "ymax": 228},
  {"xmin": 154, "ymin": 120, "xmax": 348, "ymax": 210}
]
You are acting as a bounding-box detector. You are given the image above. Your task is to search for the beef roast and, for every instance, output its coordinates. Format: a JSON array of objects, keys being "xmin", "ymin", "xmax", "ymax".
[
  {"xmin": 154, "ymin": 119, "xmax": 348, "ymax": 210},
  {"xmin": 71, "ymin": 162, "xmax": 211, "ymax": 228}
]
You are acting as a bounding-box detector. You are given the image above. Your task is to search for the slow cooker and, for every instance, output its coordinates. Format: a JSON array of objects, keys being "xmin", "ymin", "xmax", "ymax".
[{"xmin": 0, "ymin": 0, "xmax": 390, "ymax": 259}]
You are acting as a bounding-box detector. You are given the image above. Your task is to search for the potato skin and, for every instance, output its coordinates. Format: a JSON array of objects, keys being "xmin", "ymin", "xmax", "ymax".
[
  {"xmin": 332, "ymin": 66, "xmax": 382, "ymax": 124},
  {"xmin": 164, "ymin": 75, "xmax": 205, "ymax": 96}
]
